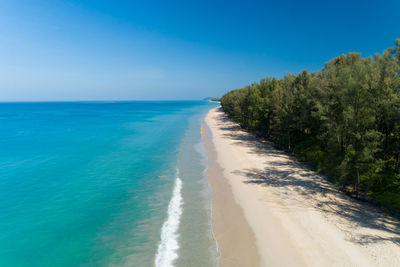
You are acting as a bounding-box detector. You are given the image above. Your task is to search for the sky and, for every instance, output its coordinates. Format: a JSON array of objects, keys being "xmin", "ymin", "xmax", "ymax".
[{"xmin": 0, "ymin": 0, "xmax": 399, "ymax": 101}]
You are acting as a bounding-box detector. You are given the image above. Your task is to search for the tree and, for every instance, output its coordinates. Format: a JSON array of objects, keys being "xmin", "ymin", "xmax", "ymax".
[{"xmin": 220, "ymin": 38, "xmax": 400, "ymax": 210}]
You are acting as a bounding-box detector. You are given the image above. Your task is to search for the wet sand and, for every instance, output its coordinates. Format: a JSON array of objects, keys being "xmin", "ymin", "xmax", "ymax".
[{"xmin": 202, "ymin": 123, "xmax": 260, "ymax": 267}]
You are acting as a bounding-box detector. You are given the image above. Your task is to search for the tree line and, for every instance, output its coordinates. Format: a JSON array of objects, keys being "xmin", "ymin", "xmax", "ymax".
[{"xmin": 220, "ymin": 39, "xmax": 400, "ymax": 212}]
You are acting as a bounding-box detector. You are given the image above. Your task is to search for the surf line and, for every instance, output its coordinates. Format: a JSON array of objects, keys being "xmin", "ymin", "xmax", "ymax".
[{"xmin": 154, "ymin": 168, "xmax": 183, "ymax": 267}]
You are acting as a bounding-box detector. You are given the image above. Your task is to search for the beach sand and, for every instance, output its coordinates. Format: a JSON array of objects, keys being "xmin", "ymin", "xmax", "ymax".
[{"xmin": 203, "ymin": 107, "xmax": 400, "ymax": 267}]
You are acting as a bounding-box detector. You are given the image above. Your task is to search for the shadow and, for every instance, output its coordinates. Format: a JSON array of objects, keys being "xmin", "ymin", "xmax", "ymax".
[
  {"xmin": 213, "ymin": 108, "xmax": 288, "ymax": 158},
  {"xmin": 214, "ymin": 107, "xmax": 400, "ymax": 246}
]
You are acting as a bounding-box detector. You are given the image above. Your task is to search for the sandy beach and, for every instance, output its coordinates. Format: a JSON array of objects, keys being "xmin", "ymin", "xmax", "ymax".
[{"xmin": 203, "ymin": 107, "xmax": 400, "ymax": 267}]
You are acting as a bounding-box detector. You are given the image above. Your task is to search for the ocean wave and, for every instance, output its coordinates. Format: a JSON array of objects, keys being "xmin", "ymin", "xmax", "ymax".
[{"xmin": 154, "ymin": 172, "xmax": 183, "ymax": 267}]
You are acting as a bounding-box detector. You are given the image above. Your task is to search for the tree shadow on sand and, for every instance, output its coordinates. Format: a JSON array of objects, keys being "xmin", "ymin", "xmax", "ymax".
[
  {"xmin": 214, "ymin": 107, "xmax": 286, "ymax": 157},
  {"xmin": 213, "ymin": 106, "xmax": 400, "ymax": 246}
]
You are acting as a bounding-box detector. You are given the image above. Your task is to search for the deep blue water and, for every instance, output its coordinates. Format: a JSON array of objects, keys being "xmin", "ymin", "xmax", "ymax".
[{"xmin": 0, "ymin": 101, "xmax": 218, "ymax": 267}]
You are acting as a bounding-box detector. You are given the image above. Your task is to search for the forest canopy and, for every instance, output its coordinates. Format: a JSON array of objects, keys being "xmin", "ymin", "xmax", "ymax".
[{"xmin": 221, "ymin": 39, "xmax": 400, "ymax": 212}]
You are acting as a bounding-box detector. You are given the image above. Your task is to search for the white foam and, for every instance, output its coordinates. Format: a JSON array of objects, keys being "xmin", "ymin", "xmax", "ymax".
[{"xmin": 155, "ymin": 173, "xmax": 183, "ymax": 267}]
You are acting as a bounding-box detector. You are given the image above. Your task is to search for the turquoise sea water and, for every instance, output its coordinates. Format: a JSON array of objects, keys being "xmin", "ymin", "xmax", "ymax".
[{"xmin": 0, "ymin": 101, "xmax": 218, "ymax": 267}]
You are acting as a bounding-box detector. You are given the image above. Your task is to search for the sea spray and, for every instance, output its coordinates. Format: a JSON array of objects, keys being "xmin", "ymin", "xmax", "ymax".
[{"xmin": 155, "ymin": 171, "xmax": 183, "ymax": 267}]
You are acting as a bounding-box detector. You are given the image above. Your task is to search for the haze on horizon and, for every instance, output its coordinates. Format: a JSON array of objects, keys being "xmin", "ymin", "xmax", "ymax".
[{"xmin": 0, "ymin": 0, "xmax": 399, "ymax": 101}]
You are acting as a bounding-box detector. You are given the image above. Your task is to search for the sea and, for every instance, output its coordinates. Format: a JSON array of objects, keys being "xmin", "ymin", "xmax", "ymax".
[{"xmin": 0, "ymin": 101, "xmax": 219, "ymax": 267}]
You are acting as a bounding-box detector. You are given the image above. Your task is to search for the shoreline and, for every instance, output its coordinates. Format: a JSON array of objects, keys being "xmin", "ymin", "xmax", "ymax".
[
  {"xmin": 203, "ymin": 106, "xmax": 400, "ymax": 266},
  {"xmin": 202, "ymin": 118, "xmax": 260, "ymax": 267}
]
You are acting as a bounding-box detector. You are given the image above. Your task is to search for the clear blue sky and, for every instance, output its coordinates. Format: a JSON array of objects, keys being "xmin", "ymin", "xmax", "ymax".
[{"xmin": 0, "ymin": 0, "xmax": 399, "ymax": 101}]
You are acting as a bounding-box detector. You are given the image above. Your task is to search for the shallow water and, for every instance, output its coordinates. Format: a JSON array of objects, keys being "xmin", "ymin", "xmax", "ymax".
[{"xmin": 0, "ymin": 101, "xmax": 218, "ymax": 266}]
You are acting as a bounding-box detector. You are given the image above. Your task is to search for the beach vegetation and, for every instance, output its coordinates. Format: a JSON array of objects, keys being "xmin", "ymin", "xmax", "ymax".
[{"xmin": 220, "ymin": 39, "xmax": 400, "ymax": 213}]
